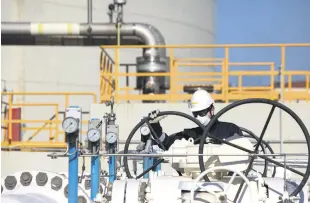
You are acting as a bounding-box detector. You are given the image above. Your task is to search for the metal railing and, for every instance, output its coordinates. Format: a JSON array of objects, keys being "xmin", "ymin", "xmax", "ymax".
[
  {"xmin": 1, "ymin": 43, "xmax": 309, "ymax": 151},
  {"xmin": 99, "ymin": 43, "xmax": 310, "ymax": 103},
  {"xmin": 1, "ymin": 92, "xmax": 97, "ymax": 150}
]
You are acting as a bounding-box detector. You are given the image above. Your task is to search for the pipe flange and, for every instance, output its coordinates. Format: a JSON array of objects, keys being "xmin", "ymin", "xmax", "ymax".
[
  {"xmin": 36, "ymin": 172, "xmax": 48, "ymax": 186},
  {"xmin": 64, "ymin": 184, "xmax": 69, "ymax": 198},
  {"xmin": 4, "ymin": 176, "xmax": 17, "ymax": 190},
  {"xmin": 106, "ymin": 182, "xmax": 113, "ymax": 201},
  {"xmin": 20, "ymin": 172, "xmax": 33, "ymax": 186},
  {"xmin": 78, "ymin": 196, "xmax": 87, "ymax": 203},
  {"xmin": 51, "ymin": 176, "xmax": 63, "ymax": 191},
  {"xmin": 138, "ymin": 182, "xmax": 147, "ymax": 202},
  {"xmin": 100, "ymin": 177, "xmax": 107, "ymax": 185},
  {"xmin": 84, "ymin": 179, "xmax": 91, "ymax": 190},
  {"xmin": 99, "ymin": 184, "xmax": 104, "ymax": 194}
]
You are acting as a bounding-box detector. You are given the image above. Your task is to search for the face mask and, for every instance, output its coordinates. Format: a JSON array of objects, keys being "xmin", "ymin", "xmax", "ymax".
[{"xmin": 196, "ymin": 115, "xmax": 211, "ymax": 126}]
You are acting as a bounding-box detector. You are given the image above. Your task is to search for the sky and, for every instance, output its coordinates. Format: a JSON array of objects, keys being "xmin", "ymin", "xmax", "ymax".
[{"xmin": 215, "ymin": 0, "xmax": 310, "ymax": 86}]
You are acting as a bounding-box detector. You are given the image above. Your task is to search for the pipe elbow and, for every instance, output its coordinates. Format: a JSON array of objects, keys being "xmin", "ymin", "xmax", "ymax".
[{"xmin": 132, "ymin": 23, "xmax": 166, "ymax": 57}]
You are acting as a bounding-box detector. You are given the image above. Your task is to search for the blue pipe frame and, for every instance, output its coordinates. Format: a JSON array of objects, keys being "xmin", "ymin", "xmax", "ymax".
[
  {"xmin": 109, "ymin": 156, "xmax": 116, "ymax": 182},
  {"xmin": 68, "ymin": 139, "xmax": 78, "ymax": 203},
  {"xmin": 91, "ymin": 156, "xmax": 100, "ymax": 200}
]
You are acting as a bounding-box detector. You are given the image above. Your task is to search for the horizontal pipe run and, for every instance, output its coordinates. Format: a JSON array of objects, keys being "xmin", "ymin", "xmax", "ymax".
[
  {"xmin": 1, "ymin": 35, "xmax": 143, "ymax": 46},
  {"xmin": 1, "ymin": 22, "xmax": 166, "ymax": 56},
  {"xmin": 78, "ymin": 153, "xmax": 307, "ymax": 157},
  {"xmin": 98, "ymin": 43, "xmax": 310, "ymax": 49}
]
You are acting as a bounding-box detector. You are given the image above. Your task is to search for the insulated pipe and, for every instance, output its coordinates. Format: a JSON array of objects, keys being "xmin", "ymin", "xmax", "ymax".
[
  {"xmin": 87, "ymin": 0, "xmax": 92, "ymax": 24},
  {"xmin": 1, "ymin": 22, "xmax": 166, "ymax": 57}
]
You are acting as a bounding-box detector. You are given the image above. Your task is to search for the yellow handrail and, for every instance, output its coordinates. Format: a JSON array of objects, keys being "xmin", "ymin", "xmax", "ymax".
[
  {"xmin": 100, "ymin": 43, "xmax": 310, "ymax": 48},
  {"xmin": 1, "ymin": 43, "xmax": 309, "ymax": 151},
  {"xmin": 1, "ymin": 92, "xmax": 97, "ymax": 150},
  {"xmin": 99, "ymin": 43, "xmax": 310, "ymax": 103}
]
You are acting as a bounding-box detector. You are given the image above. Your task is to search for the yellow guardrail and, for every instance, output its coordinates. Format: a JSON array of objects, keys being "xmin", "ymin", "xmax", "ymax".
[
  {"xmin": 1, "ymin": 92, "xmax": 97, "ymax": 150},
  {"xmin": 99, "ymin": 43, "xmax": 310, "ymax": 103},
  {"xmin": 1, "ymin": 43, "xmax": 309, "ymax": 151},
  {"xmin": 283, "ymin": 71, "xmax": 310, "ymax": 102}
]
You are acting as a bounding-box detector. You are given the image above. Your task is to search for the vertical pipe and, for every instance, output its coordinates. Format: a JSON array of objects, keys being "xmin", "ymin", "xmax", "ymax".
[
  {"xmin": 87, "ymin": 0, "xmax": 92, "ymax": 24},
  {"xmin": 143, "ymin": 157, "xmax": 150, "ymax": 179},
  {"xmin": 109, "ymin": 156, "xmax": 116, "ymax": 182},
  {"xmin": 91, "ymin": 156, "xmax": 100, "ymax": 200},
  {"xmin": 155, "ymin": 159, "xmax": 161, "ymax": 171},
  {"xmin": 279, "ymin": 46, "xmax": 285, "ymax": 154},
  {"xmin": 68, "ymin": 141, "xmax": 78, "ymax": 203},
  {"xmin": 114, "ymin": 22, "xmax": 121, "ymax": 97}
]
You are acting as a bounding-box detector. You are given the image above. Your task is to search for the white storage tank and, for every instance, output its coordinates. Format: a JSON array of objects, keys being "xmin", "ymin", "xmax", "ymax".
[
  {"xmin": 1, "ymin": 0, "xmax": 215, "ymax": 140},
  {"xmin": 1, "ymin": 0, "xmax": 216, "ymax": 95}
]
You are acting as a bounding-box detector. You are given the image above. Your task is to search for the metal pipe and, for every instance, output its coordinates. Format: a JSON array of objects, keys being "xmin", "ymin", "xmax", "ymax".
[
  {"xmin": 90, "ymin": 156, "xmax": 100, "ymax": 200},
  {"xmin": 1, "ymin": 22, "xmax": 166, "ymax": 57},
  {"xmin": 109, "ymin": 156, "xmax": 116, "ymax": 182},
  {"xmin": 68, "ymin": 140, "xmax": 78, "ymax": 203},
  {"xmin": 79, "ymin": 153, "xmax": 308, "ymax": 157},
  {"xmin": 1, "ymin": 139, "xmax": 307, "ymax": 151},
  {"xmin": 143, "ymin": 157, "xmax": 151, "ymax": 179},
  {"xmin": 87, "ymin": 0, "xmax": 92, "ymax": 24}
]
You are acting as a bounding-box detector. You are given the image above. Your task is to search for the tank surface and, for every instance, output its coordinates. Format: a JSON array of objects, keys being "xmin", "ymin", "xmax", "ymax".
[{"xmin": 1, "ymin": 0, "xmax": 216, "ymax": 140}]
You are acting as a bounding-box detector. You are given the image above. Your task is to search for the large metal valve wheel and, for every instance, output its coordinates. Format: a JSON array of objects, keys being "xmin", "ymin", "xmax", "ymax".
[
  {"xmin": 123, "ymin": 111, "xmax": 205, "ymax": 179},
  {"xmin": 240, "ymin": 127, "xmax": 276, "ymax": 178},
  {"xmin": 198, "ymin": 98, "xmax": 310, "ymax": 198}
]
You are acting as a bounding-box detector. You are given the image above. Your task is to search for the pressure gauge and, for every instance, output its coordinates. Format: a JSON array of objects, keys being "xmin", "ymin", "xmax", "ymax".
[
  {"xmin": 62, "ymin": 117, "xmax": 79, "ymax": 134},
  {"xmin": 140, "ymin": 124, "xmax": 150, "ymax": 136},
  {"xmin": 106, "ymin": 132, "xmax": 117, "ymax": 144},
  {"xmin": 87, "ymin": 128, "xmax": 101, "ymax": 142}
]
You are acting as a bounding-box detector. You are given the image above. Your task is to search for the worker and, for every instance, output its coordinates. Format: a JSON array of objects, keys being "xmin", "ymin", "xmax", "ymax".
[{"xmin": 137, "ymin": 89, "xmax": 243, "ymax": 153}]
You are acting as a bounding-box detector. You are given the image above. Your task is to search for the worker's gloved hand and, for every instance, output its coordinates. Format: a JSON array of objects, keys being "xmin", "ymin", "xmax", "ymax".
[
  {"xmin": 148, "ymin": 109, "xmax": 164, "ymax": 136},
  {"xmin": 148, "ymin": 109, "xmax": 167, "ymax": 124},
  {"xmin": 136, "ymin": 142, "xmax": 146, "ymax": 152},
  {"xmin": 148, "ymin": 109, "xmax": 160, "ymax": 121},
  {"xmin": 137, "ymin": 139, "xmax": 153, "ymax": 154}
]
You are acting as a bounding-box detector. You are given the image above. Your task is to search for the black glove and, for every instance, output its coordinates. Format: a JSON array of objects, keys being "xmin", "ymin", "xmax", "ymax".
[{"xmin": 140, "ymin": 110, "xmax": 163, "ymax": 143}]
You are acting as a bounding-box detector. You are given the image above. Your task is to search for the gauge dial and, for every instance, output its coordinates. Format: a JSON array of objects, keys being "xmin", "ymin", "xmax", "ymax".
[
  {"xmin": 87, "ymin": 128, "xmax": 101, "ymax": 142},
  {"xmin": 140, "ymin": 124, "xmax": 150, "ymax": 136},
  {"xmin": 106, "ymin": 132, "xmax": 117, "ymax": 144},
  {"xmin": 62, "ymin": 117, "xmax": 79, "ymax": 134}
]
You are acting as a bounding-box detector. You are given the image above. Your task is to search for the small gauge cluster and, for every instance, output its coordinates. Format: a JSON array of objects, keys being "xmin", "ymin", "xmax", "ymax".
[
  {"xmin": 61, "ymin": 105, "xmax": 120, "ymax": 154},
  {"xmin": 86, "ymin": 118, "xmax": 119, "ymax": 149}
]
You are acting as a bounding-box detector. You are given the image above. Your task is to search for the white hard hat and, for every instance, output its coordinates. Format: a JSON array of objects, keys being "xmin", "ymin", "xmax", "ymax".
[{"xmin": 189, "ymin": 89, "xmax": 214, "ymax": 112}]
